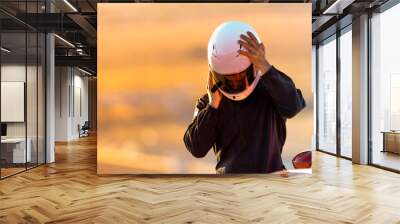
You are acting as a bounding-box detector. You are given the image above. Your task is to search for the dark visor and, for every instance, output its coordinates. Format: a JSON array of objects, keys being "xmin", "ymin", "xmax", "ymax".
[{"xmin": 211, "ymin": 64, "xmax": 254, "ymax": 94}]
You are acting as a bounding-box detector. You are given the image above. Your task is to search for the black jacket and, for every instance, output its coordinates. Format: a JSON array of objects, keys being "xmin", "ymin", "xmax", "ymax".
[{"xmin": 183, "ymin": 66, "xmax": 306, "ymax": 173}]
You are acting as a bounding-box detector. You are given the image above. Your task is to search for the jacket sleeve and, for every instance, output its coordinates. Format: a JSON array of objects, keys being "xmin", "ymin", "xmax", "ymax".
[
  {"xmin": 259, "ymin": 66, "xmax": 306, "ymax": 118},
  {"xmin": 183, "ymin": 94, "xmax": 219, "ymax": 158}
]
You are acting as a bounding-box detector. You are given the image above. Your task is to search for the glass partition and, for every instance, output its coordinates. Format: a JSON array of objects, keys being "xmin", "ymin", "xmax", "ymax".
[
  {"xmin": 0, "ymin": 1, "xmax": 46, "ymax": 179},
  {"xmin": 1, "ymin": 30, "xmax": 28, "ymax": 177},
  {"xmin": 27, "ymin": 30, "xmax": 38, "ymax": 169}
]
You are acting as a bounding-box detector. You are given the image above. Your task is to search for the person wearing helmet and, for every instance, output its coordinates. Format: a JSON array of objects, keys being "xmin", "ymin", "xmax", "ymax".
[{"xmin": 183, "ymin": 21, "xmax": 306, "ymax": 174}]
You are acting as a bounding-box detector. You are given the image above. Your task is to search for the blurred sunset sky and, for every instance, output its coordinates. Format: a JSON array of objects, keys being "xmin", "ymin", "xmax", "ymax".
[{"xmin": 97, "ymin": 3, "xmax": 312, "ymax": 174}]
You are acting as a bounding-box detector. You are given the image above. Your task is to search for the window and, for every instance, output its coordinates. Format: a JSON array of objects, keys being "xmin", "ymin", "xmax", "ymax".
[
  {"xmin": 317, "ymin": 36, "xmax": 337, "ymax": 154},
  {"xmin": 370, "ymin": 2, "xmax": 400, "ymax": 171},
  {"xmin": 339, "ymin": 27, "xmax": 352, "ymax": 158}
]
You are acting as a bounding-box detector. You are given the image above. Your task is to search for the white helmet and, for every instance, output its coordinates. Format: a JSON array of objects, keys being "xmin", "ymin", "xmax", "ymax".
[{"xmin": 208, "ymin": 21, "xmax": 262, "ymax": 101}]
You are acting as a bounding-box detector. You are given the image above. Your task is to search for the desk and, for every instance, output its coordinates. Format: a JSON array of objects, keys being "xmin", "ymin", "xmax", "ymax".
[
  {"xmin": 381, "ymin": 131, "xmax": 400, "ymax": 154},
  {"xmin": 1, "ymin": 138, "xmax": 31, "ymax": 163}
]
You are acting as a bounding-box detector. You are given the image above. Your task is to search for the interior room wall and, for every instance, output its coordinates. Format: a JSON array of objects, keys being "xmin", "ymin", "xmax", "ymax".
[
  {"xmin": 55, "ymin": 66, "xmax": 70, "ymax": 141},
  {"xmin": 55, "ymin": 67, "xmax": 89, "ymax": 141},
  {"xmin": 72, "ymin": 72, "xmax": 89, "ymax": 137},
  {"xmin": 1, "ymin": 64, "xmax": 37, "ymax": 138},
  {"xmin": 1, "ymin": 63, "xmax": 43, "ymax": 164}
]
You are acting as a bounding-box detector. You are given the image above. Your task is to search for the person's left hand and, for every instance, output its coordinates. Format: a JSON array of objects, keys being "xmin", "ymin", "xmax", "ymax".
[{"xmin": 238, "ymin": 32, "xmax": 272, "ymax": 76}]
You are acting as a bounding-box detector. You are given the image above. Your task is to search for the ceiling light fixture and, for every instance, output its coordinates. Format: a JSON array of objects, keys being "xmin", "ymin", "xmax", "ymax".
[
  {"xmin": 323, "ymin": 0, "xmax": 355, "ymax": 15},
  {"xmin": 63, "ymin": 0, "xmax": 78, "ymax": 12},
  {"xmin": 1, "ymin": 47, "xmax": 11, "ymax": 53},
  {"xmin": 54, "ymin": 34, "xmax": 75, "ymax": 48},
  {"xmin": 78, "ymin": 67, "xmax": 93, "ymax": 76}
]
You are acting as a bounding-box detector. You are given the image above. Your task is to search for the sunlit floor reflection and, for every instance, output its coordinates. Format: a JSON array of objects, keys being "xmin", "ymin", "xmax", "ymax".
[{"xmin": 372, "ymin": 151, "xmax": 400, "ymax": 171}]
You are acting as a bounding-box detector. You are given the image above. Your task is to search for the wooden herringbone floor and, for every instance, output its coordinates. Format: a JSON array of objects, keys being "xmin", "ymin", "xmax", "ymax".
[{"xmin": 1, "ymin": 135, "xmax": 400, "ymax": 224}]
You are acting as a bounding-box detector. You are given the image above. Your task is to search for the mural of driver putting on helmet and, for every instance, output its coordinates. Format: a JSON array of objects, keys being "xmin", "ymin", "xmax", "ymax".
[{"xmin": 183, "ymin": 21, "xmax": 306, "ymax": 174}]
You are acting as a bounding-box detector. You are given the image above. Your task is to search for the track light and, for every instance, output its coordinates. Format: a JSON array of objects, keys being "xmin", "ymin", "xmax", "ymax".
[
  {"xmin": 54, "ymin": 34, "xmax": 75, "ymax": 48},
  {"xmin": 63, "ymin": 0, "xmax": 78, "ymax": 12},
  {"xmin": 1, "ymin": 47, "xmax": 11, "ymax": 53}
]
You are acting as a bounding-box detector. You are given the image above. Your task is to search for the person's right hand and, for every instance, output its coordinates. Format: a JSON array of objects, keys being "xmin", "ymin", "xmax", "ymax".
[{"xmin": 207, "ymin": 70, "xmax": 222, "ymax": 109}]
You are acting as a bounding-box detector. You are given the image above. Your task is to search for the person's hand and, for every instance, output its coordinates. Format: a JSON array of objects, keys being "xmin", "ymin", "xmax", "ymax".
[
  {"xmin": 207, "ymin": 70, "xmax": 222, "ymax": 109},
  {"xmin": 238, "ymin": 32, "xmax": 272, "ymax": 76}
]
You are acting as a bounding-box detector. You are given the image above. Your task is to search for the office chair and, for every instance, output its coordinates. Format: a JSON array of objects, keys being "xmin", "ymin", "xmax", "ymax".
[{"xmin": 79, "ymin": 121, "xmax": 90, "ymax": 138}]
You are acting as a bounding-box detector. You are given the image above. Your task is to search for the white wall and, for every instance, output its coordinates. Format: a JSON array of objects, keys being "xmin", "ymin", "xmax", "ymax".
[
  {"xmin": 72, "ymin": 73, "xmax": 89, "ymax": 138},
  {"xmin": 55, "ymin": 66, "xmax": 70, "ymax": 141},
  {"xmin": 1, "ymin": 63, "xmax": 46, "ymax": 164},
  {"xmin": 1, "ymin": 65, "xmax": 36, "ymax": 138},
  {"xmin": 54, "ymin": 67, "xmax": 89, "ymax": 141}
]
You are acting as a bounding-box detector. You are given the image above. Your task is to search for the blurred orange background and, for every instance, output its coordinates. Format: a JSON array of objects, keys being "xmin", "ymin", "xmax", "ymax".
[{"xmin": 97, "ymin": 3, "xmax": 312, "ymax": 174}]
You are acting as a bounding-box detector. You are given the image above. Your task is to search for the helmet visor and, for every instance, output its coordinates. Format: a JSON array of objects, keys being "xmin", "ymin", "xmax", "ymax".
[{"xmin": 211, "ymin": 64, "xmax": 255, "ymax": 94}]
